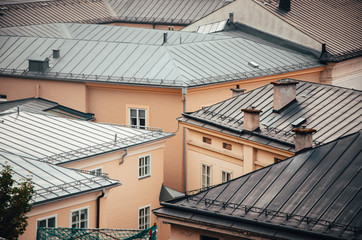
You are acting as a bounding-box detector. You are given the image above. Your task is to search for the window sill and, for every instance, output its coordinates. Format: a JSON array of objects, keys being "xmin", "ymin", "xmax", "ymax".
[{"xmin": 138, "ymin": 175, "xmax": 151, "ymax": 180}]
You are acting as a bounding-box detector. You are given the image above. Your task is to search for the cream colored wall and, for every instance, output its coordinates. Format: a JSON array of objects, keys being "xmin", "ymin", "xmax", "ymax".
[
  {"xmin": 182, "ymin": 0, "xmax": 321, "ymax": 51},
  {"xmin": 107, "ymin": 22, "xmax": 184, "ymax": 31},
  {"xmin": 184, "ymin": 126, "xmax": 292, "ymax": 191},
  {"xmin": 331, "ymin": 57, "xmax": 362, "ymax": 90},
  {"xmin": 21, "ymin": 192, "xmax": 99, "ymax": 240}
]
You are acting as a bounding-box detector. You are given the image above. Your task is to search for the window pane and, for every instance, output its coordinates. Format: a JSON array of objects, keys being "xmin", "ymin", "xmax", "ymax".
[
  {"xmin": 80, "ymin": 221, "xmax": 86, "ymax": 228},
  {"xmin": 81, "ymin": 209, "xmax": 87, "ymax": 220},
  {"xmin": 38, "ymin": 220, "xmax": 46, "ymax": 228},
  {"xmin": 48, "ymin": 217, "xmax": 56, "ymax": 227},
  {"xmin": 131, "ymin": 118, "xmax": 137, "ymax": 126},
  {"xmin": 139, "ymin": 119, "xmax": 146, "ymax": 128},
  {"xmin": 139, "ymin": 110, "xmax": 145, "ymax": 118},
  {"xmin": 130, "ymin": 109, "xmax": 137, "ymax": 117}
]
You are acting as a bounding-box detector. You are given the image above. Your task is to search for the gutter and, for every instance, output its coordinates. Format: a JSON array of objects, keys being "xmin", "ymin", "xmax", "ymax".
[
  {"xmin": 119, "ymin": 148, "xmax": 128, "ymax": 165},
  {"xmin": 182, "ymin": 87, "xmax": 187, "ymax": 193},
  {"xmin": 96, "ymin": 189, "xmax": 105, "ymax": 228}
]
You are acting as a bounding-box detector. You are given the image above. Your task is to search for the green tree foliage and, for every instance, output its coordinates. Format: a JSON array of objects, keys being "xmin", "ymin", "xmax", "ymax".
[{"xmin": 0, "ymin": 164, "xmax": 34, "ymax": 240}]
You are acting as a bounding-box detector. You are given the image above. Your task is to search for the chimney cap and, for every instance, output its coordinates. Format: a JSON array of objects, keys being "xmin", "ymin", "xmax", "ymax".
[
  {"xmin": 292, "ymin": 127, "xmax": 317, "ymax": 134},
  {"xmin": 242, "ymin": 106, "xmax": 262, "ymax": 113},
  {"xmin": 271, "ymin": 78, "xmax": 299, "ymax": 86}
]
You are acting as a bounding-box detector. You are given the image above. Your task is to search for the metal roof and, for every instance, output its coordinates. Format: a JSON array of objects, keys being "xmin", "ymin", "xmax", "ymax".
[
  {"xmin": 0, "ymin": 110, "xmax": 173, "ymax": 164},
  {"xmin": 0, "ymin": 97, "xmax": 94, "ymax": 120},
  {"xmin": 179, "ymin": 81, "xmax": 362, "ymax": 151},
  {"xmin": 0, "ymin": 23, "xmax": 322, "ymax": 88},
  {"xmin": 255, "ymin": 0, "xmax": 362, "ymax": 61},
  {"xmin": 0, "ymin": 0, "xmax": 231, "ymax": 28},
  {"xmin": 154, "ymin": 132, "xmax": 362, "ymax": 240},
  {"xmin": 0, "ymin": 151, "xmax": 120, "ymax": 205}
]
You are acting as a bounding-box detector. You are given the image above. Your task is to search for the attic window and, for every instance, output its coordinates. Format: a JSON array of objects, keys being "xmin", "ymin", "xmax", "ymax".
[
  {"xmin": 248, "ymin": 61, "xmax": 259, "ymax": 68},
  {"xmin": 291, "ymin": 118, "xmax": 306, "ymax": 127},
  {"xmin": 203, "ymin": 137, "xmax": 212, "ymax": 144},
  {"xmin": 0, "ymin": 94, "xmax": 6, "ymax": 102},
  {"xmin": 223, "ymin": 142, "xmax": 232, "ymax": 150}
]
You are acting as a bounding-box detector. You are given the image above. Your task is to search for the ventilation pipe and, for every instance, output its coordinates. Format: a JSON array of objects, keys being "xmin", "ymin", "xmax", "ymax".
[
  {"xmin": 242, "ymin": 106, "xmax": 262, "ymax": 131},
  {"xmin": 271, "ymin": 79, "xmax": 298, "ymax": 112},
  {"xmin": 229, "ymin": 12, "xmax": 234, "ymax": 24},
  {"xmin": 163, "ymin": 32, "xmax": 168, "ymax": 45},
  {"xmin": 28, "ymin": 57, "xmax": 49, "ymax": 73},
  {"xmin": 53, "ymin": 49, "xmax": 60, "ymax": 58},
  {"xmin": 292, "ymin": 126, "xmax": 316, "ymax": 152},
  {"xmin": 279, "ymin": 0, "xmax": 291, "ymax": 11}
]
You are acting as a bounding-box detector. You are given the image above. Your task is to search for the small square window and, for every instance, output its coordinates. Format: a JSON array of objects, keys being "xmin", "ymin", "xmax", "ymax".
[
  {"xmin": 202, "ymin": 137, "xmax": 212, "ymax": 144},
  {"xmin": 139, "ymin": 205, "xmax": 151, "ymax": 229},
  {"xmin": 130, "ymin": 108, "xmax": 146, "ymax": 129},
  {"xmin": 0, "ymin": 94, "xmax": 6, "ymax": 102},
  {"xmin": 223, "ymin": 142, "xmax": 232, "ymax": 150},
  {"xmin": 71, "ymin": 208, "xmax": 88, "ymax": 228},
  {"xmin": 221, "ymin": 170, "xmax": 232, "ymax": 183},
  {"xmin": 138, "ymin": 156, "xmax": 151, "ymax": 178},
  {"xmin": 201, "ymin": 164, "xmax": 211, "ymax": 189}
]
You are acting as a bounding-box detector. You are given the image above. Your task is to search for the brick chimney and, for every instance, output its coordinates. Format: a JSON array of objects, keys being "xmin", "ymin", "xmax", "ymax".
[
  {"xmin": 292, "ymin": 126, "xmax": 316, "ymax": 152},
  {"xmin": 242, "ymin": 106, "xmax": 262, "ymax": 131},
  {"xmin": 271, "ymin": 79, "xmax": 298, "ymax": 112},
  {"xmin": 279, "ymin": 0, "xmax": 291, "ymax": 11}
]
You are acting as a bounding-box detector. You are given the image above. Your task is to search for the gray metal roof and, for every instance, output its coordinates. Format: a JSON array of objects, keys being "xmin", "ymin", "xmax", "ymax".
[
  {"xmin": 179, "ymin": 81, "xmax": 362, "ymax": 151},
  {"xmin": 0, "ymin": 97, "xmax": 94, "ymax": 120},
  {"xmin": 154, "ymin": 132, "xmax": 362, "ymax": 240},
  {"xmin": 0, "ymin": 151, "xmax": 120, "ymax": 205},
  {"xmin": 0, "ymin": 23, "xmax": 322, "ymax": 88},
  {"xmin": 0, "ymin": 110, "xmax": 173, "ymax": 164}
]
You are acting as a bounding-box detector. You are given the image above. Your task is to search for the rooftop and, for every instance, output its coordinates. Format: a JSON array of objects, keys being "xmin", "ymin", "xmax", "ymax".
[
  {"xmin": 0, "ymin": 23, "xmax": 322, "ymax": 88},
  {"xmin": 0, "ymin": 97, "xmax": 94, "ymax": 120},
  {"xmin": 154, "ymin": 132, "xmax": 362, "ymax": 240},
  {"xmin": 179, "ymin": 80, "xmax": 362, "ymax": 151},
  {"xmin": 0, "ymin": 0, "xmax": 230, "ymax": 28},
  {"xmin": 0, "ymin": 151, "xmax": 120, "ymax": 205},
  {"xmin": 0, "ymin": 110, "xmax": 173, "ymax": 164}
]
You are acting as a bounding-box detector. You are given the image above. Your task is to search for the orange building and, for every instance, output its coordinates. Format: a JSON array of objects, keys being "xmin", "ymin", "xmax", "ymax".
[
  {"xmin": 179, "ymin": 80, "xmax": 362, "ymax": 191},
  {"xmin": 0, "ymin": 109, "xmax": 173, "ymax": 239},
  {"xmin": 0, "ymin": 23, "xmax": 325, "ymax": 191}
]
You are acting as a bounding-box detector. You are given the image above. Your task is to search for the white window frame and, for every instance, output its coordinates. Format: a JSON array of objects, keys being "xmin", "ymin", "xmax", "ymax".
[
  {"xmin": 221, "ymin": 170, "xmax": 232, "ymax": 183},
  {"xmin": 70, "ymin": 207, "xmax": 89, "ymax": 228},
  {"xmin": 129, "ymin": 108, "xmax": 147, "ymax": 129},
  {"xmin": 37, "ymin": 214, "xmax": 57, "ymax": 228},
  {"xmin": 138, "ymin": 205, "xmax": 151, "ymax": 230},
  {"xmin": 138, "ymin": 155, "xmax": 151, "ymax": 179},
  {"xmin": 89, "ymin": 167, "xmax": 103, "ymax": 176},
  {"xmin": 201, "ymin": 163, "xmax": 211, "ymax": 189}
]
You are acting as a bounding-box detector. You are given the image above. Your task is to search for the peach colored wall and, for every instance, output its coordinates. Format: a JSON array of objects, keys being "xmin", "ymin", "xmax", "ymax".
[
  {"xmin": 107, "ymin": 22, "xmax": 184, "ymax": 31},
  {"xmin": 0, "ymin": 77, "xmax": 87, "ymax": 112},
  {"xmin": 21, "ymin": 192, "xmax": 98, "ymax": 240}
]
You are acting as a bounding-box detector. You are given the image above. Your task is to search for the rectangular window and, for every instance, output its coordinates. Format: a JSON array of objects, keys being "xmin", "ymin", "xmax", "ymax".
[
  {"xmin": 138, "ymin": 155, "xmax": 151, "ymax": 178},
  {"xmin": 0, "ymin": 94, "xmax": 6, "ymax": 102},
  {"xmin": 71, "ymin": 208, "xmax": 88, "ymax": 228},
  {"xmin": 130, "ymin": 108, "xmax": 146, "ymax": 129},
  {"xmin": 221, "ymin": 170, "xmax": 232, "ymax": 183},
  {"xmin": 202, "ymin": 136, "xmax": 212, "ymax": 144},
  {"xmin": 138, "ymin": 205, "xmax": 151, "ymax": 229},
  {"xmin": 37, "ymin": 216, "xmax": 56, "ymax": 228},
  {"xmin": 201, "ymin": 164, "xmax": 211, "ymax": 189},
  {"xmin": 223, "ymin": 142, "xmax": 232, "ymax": 150},
  {"xmin": 89, "ymin": 168, "xmax": 102, "ymax": 176}
]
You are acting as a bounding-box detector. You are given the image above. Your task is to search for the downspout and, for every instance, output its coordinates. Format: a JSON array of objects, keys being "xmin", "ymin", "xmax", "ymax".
[
  {"xmin": 182, "ymin": 87, "xmax": 187, "ymax": 193},
  {"xmin": 96, "ymin": 189, "xmax": 105, "ymax": 228},
  {"xmin": 119, "ymin": 148, "xmax": 128, "ymax": 165}
]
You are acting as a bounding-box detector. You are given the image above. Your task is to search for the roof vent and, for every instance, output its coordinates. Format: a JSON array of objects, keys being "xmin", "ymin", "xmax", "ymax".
[
  {"xmin": 53, "ymin": 49, "xmax": 60, "ymax": 58},
  {"xmin": 248, "ymin": 61, "xmax": 259, "ymax": 68},
  {"xmin": 279, "ymin": 0, "xmax": 291, "ymax": 11},
  {"xmin": 163, "ymin": 32, "xmax": 168, "ymax": 45},
  {"xmin": 28, "ymin": 57, "xmax": 49, "ymax": 73},
  {"xmin": 291, "ymin": 118, "xmax": 306, "ymax": 127},
  {"xmin": 229, "ymin": 12, "xmax": 234, "ymax": 24}
]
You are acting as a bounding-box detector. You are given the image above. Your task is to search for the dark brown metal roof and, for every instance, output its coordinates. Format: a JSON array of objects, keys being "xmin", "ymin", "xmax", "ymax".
[
  {"xmin": 255, "ymin": 0, "xmax": 362, "ymax": 61},
  {"xmin": 179, "ymin": 81, "xmax": 362, "ymax": 152},
  {"xmin": 0, "ymin": 0, "xmax": 114, "ymax": 28},
  {"xmin": 154, "ymin": 132, "xmax": 362, "ymax": 240}
]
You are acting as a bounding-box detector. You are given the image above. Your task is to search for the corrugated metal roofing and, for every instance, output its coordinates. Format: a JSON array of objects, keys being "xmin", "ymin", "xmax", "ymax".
[
  {"xmin": 0, "ymin": 23, "xmax": 322, "ymax": 88},
  {"xmin": 255, "ymin": 0, "xmax": 362, "ymax": 61},
  {"xmin": 109, "ymin": 0, "xmax": 229, "ymax": 25},
  {"xmin": 154, "ymin": 132, "xmax": 362, "ymax": 240},
  {"xmin": 0, "ymin": 0, "xmax": 114, "ymax": 28},
  {"xmin": 0, "ymin": 151, "xmax": 120, "ymax": 205},
  {"xmin": 0, "ymin": 97, "xmax": 94, "ymax": 120},
  {"xmin": 179, "ymin": 81, "xmax": 362, "ymax": 151},
  {"xmin": 0, "ymin": 110, "xmax": 173, "ymax": 164}
]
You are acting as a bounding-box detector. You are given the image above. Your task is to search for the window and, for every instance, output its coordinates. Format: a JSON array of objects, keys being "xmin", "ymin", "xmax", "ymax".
[
  {"xmin": 89, "ymin": 167, "xmax": 102, "ymax": 176},
  {"xmin": 37, "ymin": 215, "xmax": 56, "ymax": 228},
  {"xmin": 201, "ymin": 164, "xmax": 211, "ymax": 189},
  {"xmin": 71, "ymin": 208, "xmax": 88, "ymax": 228},
  {"xmin": 138, "ymin": 205, "xmax": 151, "ymax": 229},
  {"xmin": 0, "ymin": 94, "xmax": 6, "ymax": 102},
  {"xmin": 223, "ymin": 142, "xmax": 232, "ymax": 150},
  {"xmin": 221, "ymin": 170, "xmax": 232, "ymax": 183},
  {"xmin": 202, "ymin": 136, "xmax": 212, "ymax": 144},
  {"xmin": 130, "ymin": 108, "xmax": 146, "ymax": 129},
  {"xmin": 138, "ymin": 155, "xmax": 151, "ymax": 178}
]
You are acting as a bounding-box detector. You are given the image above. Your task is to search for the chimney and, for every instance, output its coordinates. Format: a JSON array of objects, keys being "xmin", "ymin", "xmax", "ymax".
[
  {"xmin": 230, "ymin": 85, "xmax": 246, "ymax": 97},
  {"xmin": 163, "ymin": 32, "xmax": 168, "ymax": 44},
  {"xmin": 271, "ymin": 79, "xmax": 298, "ymax": 112},
  {"xmin": 279, "ymin": 0, "xmax": 291, "ymax": 11},
  {"xmin": 229, "ymin": 12, "xmax": 234, "ymax": 24},
  {"xmin": 53, "ymin": 49, "xmax": 60, "ymax": 58},
  {"xmin": 242, "ymin": 106, "xmax": 262, "ymax": 131},
  {"xmin": 28, "ymin": 57, "xmax": 49, "ymax": 73},
  {"xmin": 292, "ymin": 126, "xmax": 316, "ymax": 152}
]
